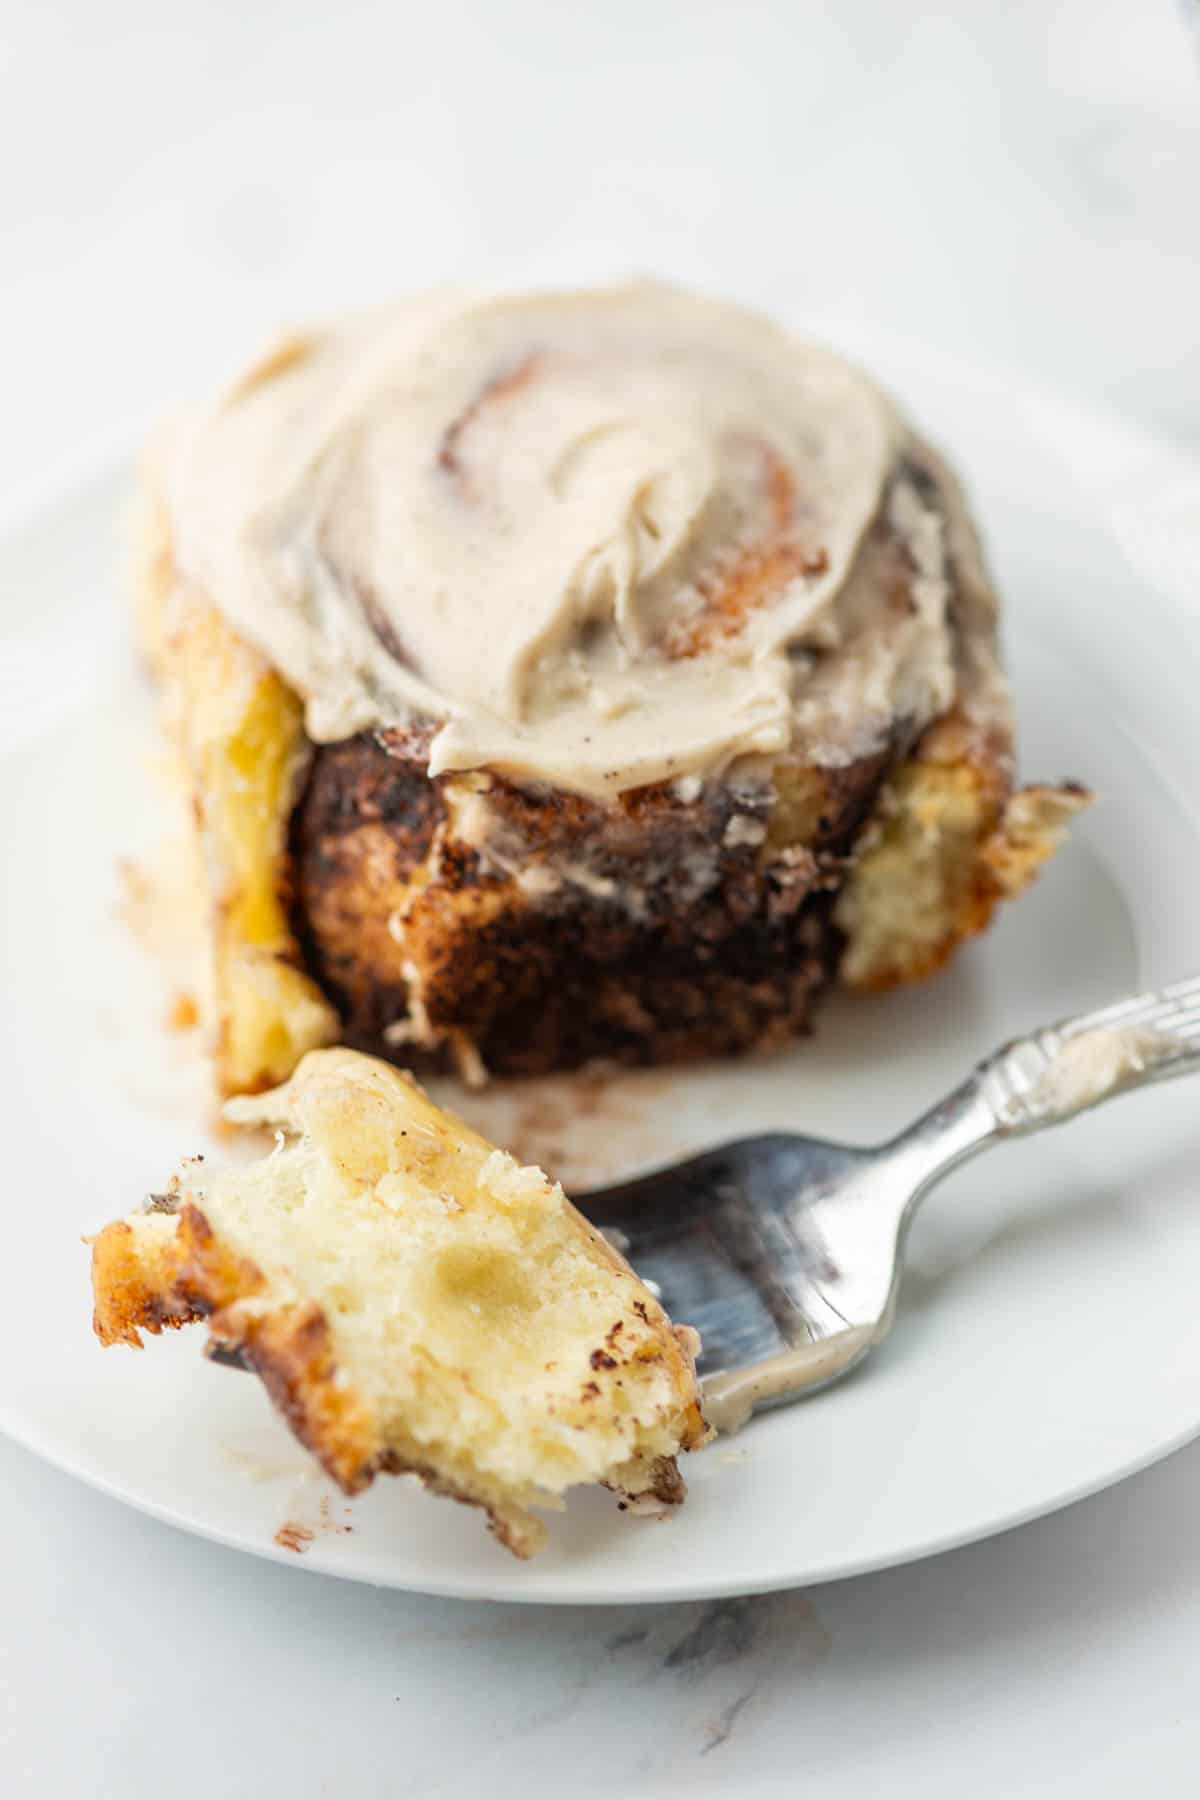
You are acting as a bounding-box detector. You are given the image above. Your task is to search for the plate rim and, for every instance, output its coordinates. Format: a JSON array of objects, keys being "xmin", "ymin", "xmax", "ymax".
[
  {"xmin": 3, "ymin": 330, "xmax": 1199, "ymax": 1604},
  {"xmin": 4, "ymin": 1387, "xmax": 1200, "ymax": 1605}
]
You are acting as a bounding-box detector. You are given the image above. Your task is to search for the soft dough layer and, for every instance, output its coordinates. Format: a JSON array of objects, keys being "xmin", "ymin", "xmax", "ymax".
[{"xmin": 90, "ymin": 1049, "xmax": 709, "ymax": 1557}]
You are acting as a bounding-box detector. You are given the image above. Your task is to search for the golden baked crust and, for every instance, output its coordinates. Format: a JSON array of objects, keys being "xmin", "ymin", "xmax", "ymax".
[
  {"xmin": 133, "ymin": 491, "xmax": 339, "ymax": 1093},
  {"xmin": 836, "ymin": 712, "xmax": 1088, "ymax": 991},
  {"xmin": 90, "ymin": 1049, "xmax": 709, "ymax": 1556},
  {"xmin": 94, "ymin": 1202, "xmax": 383, "ymax": 1491}
]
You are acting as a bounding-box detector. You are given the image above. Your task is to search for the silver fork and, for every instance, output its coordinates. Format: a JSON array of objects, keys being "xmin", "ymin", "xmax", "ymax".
[{"xmin": 576, "ymin": 978, "xmax": 1200, "ymax": 1432}]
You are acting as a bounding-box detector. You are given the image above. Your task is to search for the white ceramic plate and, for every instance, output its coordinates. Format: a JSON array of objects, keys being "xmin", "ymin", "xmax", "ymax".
[{"xmin": 3, "ymin": 333, "xmax": 1200, "ymax": 1605}]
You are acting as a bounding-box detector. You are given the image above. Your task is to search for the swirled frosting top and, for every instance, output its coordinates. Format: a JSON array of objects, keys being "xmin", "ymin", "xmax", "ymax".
[{"xmin": 156, "ymin": 284, "xmax": 975, "ymax": 797}]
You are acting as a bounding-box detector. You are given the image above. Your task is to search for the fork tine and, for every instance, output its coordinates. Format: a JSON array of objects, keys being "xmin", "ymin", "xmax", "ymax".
[{"xmin": 1056, "ymin": 977, "xmax": 1200, "ymax": 1045}]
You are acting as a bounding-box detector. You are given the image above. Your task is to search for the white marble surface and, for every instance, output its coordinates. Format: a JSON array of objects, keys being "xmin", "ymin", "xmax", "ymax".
[{"xmin": 2, "ymin": 1, "xmax": 1200, "ymax": 1792}]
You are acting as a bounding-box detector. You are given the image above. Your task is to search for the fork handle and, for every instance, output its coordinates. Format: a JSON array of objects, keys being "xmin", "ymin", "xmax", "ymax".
[
  {"xmin": 976, "ymin": 974, "xmax": 1200, "ymax": 1136},
  {"xmin": 887, "ymin": 975, "xmax": 1200, "ymax": 1203}
]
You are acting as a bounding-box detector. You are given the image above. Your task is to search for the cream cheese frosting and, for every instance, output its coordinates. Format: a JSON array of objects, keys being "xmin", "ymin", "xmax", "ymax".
[{"xmin": 154, "ymin": 283, "xmax": 986, "ymax": 798}]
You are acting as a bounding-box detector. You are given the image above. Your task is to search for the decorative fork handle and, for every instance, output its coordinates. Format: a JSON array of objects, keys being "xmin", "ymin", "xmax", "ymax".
[
  {"xmin": 893, "ymin": 976, "xmax": 1200, "ymax": 1201},
  {"xmin": 977, "ymin": 975, "xmax": 1200, "ymax": 1136}
]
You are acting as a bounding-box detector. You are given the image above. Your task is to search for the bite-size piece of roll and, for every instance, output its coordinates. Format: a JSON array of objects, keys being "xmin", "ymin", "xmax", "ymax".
[{"xmin": 90, "ymin": 1049, "xmax": 709, "ymax": 1557}]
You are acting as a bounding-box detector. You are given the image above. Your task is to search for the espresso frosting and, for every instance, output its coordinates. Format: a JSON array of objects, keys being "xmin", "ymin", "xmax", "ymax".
[{"xmin": 155, "ymin": 284, "xmax": 987, "ymax": 798}]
